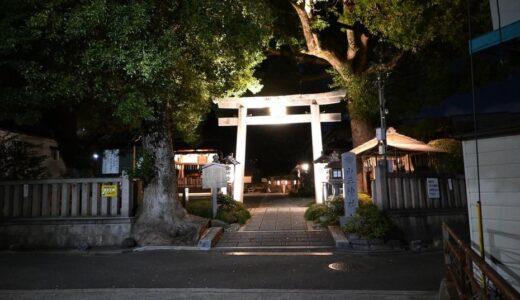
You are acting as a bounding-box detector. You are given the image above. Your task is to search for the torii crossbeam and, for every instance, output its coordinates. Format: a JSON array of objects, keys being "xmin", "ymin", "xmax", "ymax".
[{"xmin": 214, "ymin": 90, "xmax": 346, "ymax": 203}]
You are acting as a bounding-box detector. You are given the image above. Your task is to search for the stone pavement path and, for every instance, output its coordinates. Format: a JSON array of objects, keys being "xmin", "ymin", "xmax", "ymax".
[{"xmin": 216, "ymin": 195, "xmax": 334, "ymax": 248}]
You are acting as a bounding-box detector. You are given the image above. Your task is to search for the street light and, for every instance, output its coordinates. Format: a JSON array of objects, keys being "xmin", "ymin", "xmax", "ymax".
[{"xmin": 301, "ymin": 163, "xmax": 309, "ymax": 172}]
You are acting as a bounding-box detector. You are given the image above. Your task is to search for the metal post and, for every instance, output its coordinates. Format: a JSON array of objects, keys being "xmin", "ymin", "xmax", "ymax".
[
  {"xmin": 212, "ymin": 188, "xmax": 218, "ymax": 218},
  {"xmin": 378, "ymin": 72, "xmax": 390, "ymax": 208}
]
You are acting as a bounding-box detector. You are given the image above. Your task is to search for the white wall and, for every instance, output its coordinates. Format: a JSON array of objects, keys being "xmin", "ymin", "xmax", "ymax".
[
  {"xmin": 463, "ymin": 134, "xmax": 520, "ymax": 291},
  {"xmin": 489, "ymin": 0, "xmax": 520, "ymax": 30}
]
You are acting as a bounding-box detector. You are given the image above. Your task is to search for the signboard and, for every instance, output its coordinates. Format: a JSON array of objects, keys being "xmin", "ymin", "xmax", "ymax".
[
  {"xmin": 102, "ymin": 149, "xmax": 120, "ymax": 174},
  {"xmin": 426, "ymin": 178, "xmax": 440, "ymax": 198},
  {"xmin": 226, "ymin": 165, "xmax": 235, "ymax": 183},
  {"xmin": 202, "ymin": 163, "xmax": 228, "ymax": 188},
  {"xmin": 101, "ymin": 184, "xmax": 118, "ymax": 197},
  {"xmin": 341, "ymin": 152, "xmax": 358, "ymax": 219}
]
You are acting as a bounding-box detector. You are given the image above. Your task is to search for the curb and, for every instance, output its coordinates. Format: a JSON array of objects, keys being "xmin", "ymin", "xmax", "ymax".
[{"xmin": 0, "ymin": 288, "xmax": 439, "ymax": 300}]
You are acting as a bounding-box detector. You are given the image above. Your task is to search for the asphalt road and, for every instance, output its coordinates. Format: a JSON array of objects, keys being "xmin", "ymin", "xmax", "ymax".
[{"xmin": 0, "ymin": 249, "xmax": 444, "ymax": 291}]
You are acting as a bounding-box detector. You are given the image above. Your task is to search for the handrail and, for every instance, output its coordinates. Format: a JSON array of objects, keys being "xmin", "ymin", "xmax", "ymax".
[{"xmin": 442, "ymin": 223, "xmax": 520, "ymax": 299}]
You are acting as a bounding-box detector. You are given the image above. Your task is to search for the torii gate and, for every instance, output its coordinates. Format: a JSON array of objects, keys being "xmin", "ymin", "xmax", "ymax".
[{"xmin": 214, "ymin": 90, "xmax": 346, "ymax": 203}]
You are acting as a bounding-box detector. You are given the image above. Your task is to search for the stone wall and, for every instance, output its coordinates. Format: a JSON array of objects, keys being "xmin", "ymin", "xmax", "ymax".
[
  {"xmin": 387, "ymin": 209, "xmax": 468, "ymax": 243},
  {"xmin": 0, "ymin": 218, "xmax": 133, "ymax": 249}
]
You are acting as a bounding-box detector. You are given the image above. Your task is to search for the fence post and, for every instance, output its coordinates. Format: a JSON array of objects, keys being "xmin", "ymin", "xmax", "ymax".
[{"xmin": 121, "ymin": 173, "xmax": 130, "ymax": 217}]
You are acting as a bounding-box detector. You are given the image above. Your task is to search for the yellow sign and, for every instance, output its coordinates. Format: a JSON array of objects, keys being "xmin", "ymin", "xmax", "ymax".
[{"xmin": 101, "ymin": 184, "xmax": 118, "ymax": 197}]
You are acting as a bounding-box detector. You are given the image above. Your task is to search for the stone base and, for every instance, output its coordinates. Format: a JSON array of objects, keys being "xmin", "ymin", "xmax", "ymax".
[{"xmin": 0, "ymin": 217, "xmax": 133, "ymax": 249}]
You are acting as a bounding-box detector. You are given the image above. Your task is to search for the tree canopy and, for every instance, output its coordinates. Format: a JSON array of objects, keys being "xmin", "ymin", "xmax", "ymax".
[
  {"xmin": 0, "ymin": 0, "xmax": 271, "ymax": 142},
  {"xmin": 268, "ymin": 0, "xmax": 491, "ymax": 144}
]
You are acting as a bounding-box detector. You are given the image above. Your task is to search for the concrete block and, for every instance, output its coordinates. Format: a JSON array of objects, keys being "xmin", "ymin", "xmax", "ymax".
[
  {"xmin": 198, "ymin": 227, "xmax": 223, "ymax": 250},
  {"xmin": 328, "ymin": 226, "xmax": 351, "ymax": 249}
]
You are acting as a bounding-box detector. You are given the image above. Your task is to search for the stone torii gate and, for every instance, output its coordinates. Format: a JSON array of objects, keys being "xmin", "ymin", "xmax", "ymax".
[{"xmin": 214, "ymin": 90, "xmax": 345, "ymax": 203}]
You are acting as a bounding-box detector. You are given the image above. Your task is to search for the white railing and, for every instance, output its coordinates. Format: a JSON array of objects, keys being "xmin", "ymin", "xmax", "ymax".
[{"xmin": 0, "ymin": 175, "xmax": 132, "ymax": 219}]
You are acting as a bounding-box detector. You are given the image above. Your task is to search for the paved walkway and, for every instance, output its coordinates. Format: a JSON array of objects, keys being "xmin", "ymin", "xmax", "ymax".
[{"xmin": 216, "ymin": 194, "xmax": 334, "ymax": 248}]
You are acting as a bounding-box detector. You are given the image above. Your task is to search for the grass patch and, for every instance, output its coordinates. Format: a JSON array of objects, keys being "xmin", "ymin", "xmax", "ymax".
[{"xmin": 186, "ymin": 198, "xmax": 212, "ymax": 219}]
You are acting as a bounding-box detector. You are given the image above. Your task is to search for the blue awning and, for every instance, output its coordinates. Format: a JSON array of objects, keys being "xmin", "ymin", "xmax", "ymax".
[{"xmin": 470, "ymin": 20, "xmax": 520, "ymax": 54}]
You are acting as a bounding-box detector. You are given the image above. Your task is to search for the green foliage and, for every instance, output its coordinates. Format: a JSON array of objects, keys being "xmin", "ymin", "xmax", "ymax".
[
  {"xmin": 304, "ymin": 204, "xmax": 329, "ymax": 221},
  {"xmin": 126, "ymin": 149, "xmax": 155, "ymax": 184},
  {"xmin": 342, "ymin": 204, "xmax": 391, "ymax": 239},
  {"xmin": 0, "ymin": 0, "xmax": 272, "ymax": 142},
  {"xmin": 216, "ymin": 194, "xmax": 251, "ymax": 225},
  {"xmin": 358, "ymin": 193, "xmax": 373, "ymax": 206},
  {"xmin": 428, "ymin": 139, "xmax": 464, "ymax": 174},
  {"xmin": 186, "ymin": 199, "xmax": 213, "ymax": 219},
  {"xmin": 0, "ymin": 135, "xmax": 47, "ymax": 180},
  {"xmin": 304, "ymin": 193, "xmax": 374, "ymax": 226}
]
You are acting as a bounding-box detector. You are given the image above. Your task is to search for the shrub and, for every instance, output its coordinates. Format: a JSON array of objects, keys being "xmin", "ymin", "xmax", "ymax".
[
  {"xmin": 216, "ymin": 194, "xmax": 251, "ymax": 225},
  {"xmin": 428, "ymin": 138, "xmax": 464, "ymax": 174},
  {"xmin": 304, "ymin": 204, "xmax": 329, "ymax": 221},
  {"xmin": 342, "ymin": 204, "xmax": 391, "ymax": 239},
  {"xmin": 186, "ymin": 199, "xmax": 212, "ymax": 219},
  {"xmin": 358, "ymin": 193, "xmax": 373, "ymax": 206},
  {"xmin": 235, "ymin": 209, "xmax": 251, "ymax": 224}
]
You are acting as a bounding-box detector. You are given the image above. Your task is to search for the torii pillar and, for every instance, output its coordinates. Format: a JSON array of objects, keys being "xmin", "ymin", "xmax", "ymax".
[
  {"xmin": 214, "ymin": 90, "xmax": 346, "ymax": 203},
  {"xmin": 310, "ymin": 101, "xmax": 325, "ymax": 203},
  {"xmin": 233, "ymin": 105, "xmax": 247, "ymax": 203}
]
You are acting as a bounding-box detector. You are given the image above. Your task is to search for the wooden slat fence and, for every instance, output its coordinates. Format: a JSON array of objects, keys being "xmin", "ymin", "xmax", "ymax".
[
  {"xmin": 384, "ymin": 174, "xmax": 467, "ymax": 210},
  {"xmin": 177, "ymin": 177, "xmax": 202, "ymax": 188},
  {"xmin": 0, "ymin": 176, "xmax": 131, "ymax": 219}
]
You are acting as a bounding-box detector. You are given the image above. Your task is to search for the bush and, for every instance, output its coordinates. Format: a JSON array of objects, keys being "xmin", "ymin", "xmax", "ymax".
[
  {"xmin": 358, "ymin": 193, "xmax": 372, "ymax": 206},
  {"xmin": 304, "ymin": 193, "xmax": 376, "ymax": 227},
  {"xmin": 304, "ymin": 204, "xmax": 329, "ymax": 221},
  {"xmin": 342, "ymin": 204, "xmax": 391, "ymax": 239},
  {"xmin": 216, "ymin": 194, "xmax": 251, "ymax": 225},
  {"xmin": 428, "ymin": 139, "xmax": 464, "ymax": 174}
]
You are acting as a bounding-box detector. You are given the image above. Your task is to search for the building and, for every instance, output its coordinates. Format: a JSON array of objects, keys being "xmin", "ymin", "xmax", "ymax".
[
  {"xmin": 350, "ymin": 127, "xmax": 446, "ymax": 195},
  {"xmin": 0, "ymin": 129, "xmax": 66, "ymax": 178},
  {"xmin": 461, "ymin": 0, "xmax": 520, "ymax": 291}
]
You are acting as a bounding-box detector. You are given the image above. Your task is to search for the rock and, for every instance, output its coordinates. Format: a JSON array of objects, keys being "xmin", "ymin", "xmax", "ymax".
[
  {"xmin": 121, "ymin": 237, "xmax": 137, "ymax": 249},
  {"xmin": 410, "ymin": 240, "xmax": 422, "ymax": 252},
  {"xmin": 210, "ymin": 219, "xmax": 229, "ymax": 228},
  {"xmin": 224, "ymin": 223, "xmax": 241, "ymax": 232},
  {"xmin": 77, "ymin": 241, "xmax": 91, "ymax": 251}
]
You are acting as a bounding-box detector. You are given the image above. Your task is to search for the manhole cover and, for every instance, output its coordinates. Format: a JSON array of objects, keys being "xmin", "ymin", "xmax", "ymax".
[{"xmin": 328, "ymin": 261, "xmax": 372, "ymax": 272}]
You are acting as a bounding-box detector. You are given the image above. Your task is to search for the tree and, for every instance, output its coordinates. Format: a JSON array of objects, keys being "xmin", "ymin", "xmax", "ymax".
[
  {"xmin": 0, "ymin": 0, "xmax": 271, "ymax": 245},
  {"xmin": 276, "ymin": 0, "xmax": 490, "ymax": 146}
]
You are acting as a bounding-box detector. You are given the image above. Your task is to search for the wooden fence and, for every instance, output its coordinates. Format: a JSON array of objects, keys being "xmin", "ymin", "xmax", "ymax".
[
  {"xmin": 377, "ymin": 173, "xmax": 467, "ymax": 210},
  {"xmin": 0, "ymin": 176, "xmax": 132, "ymax": 219},
  {"xmin": 177, "ymin": 177, "xmax": 203, "ymax": 188}
]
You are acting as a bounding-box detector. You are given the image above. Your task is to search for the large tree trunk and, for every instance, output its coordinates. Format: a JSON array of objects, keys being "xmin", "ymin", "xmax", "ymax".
[
  {"xmin": 349, "ymin": 116, "xmax": 374, "ymax": 148},
  {"xmin": 131, "ymin": 119, "xmax": 202, "ymax": 246},
  {"xmin": 290, "ymin": 1, "xmax": 375, "ymax": 147}
]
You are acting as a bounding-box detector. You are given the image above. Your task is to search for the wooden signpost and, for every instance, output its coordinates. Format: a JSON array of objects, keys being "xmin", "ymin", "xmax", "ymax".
[{"xmin": 202, "ymin": 160, "xmax": 228, "ymax": 218}]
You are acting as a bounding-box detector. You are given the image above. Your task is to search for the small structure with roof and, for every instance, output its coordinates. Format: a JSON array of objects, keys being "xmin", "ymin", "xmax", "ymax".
[{"xmin": 350, "ymin": 127, "xmax": 446, "ymax": 194}]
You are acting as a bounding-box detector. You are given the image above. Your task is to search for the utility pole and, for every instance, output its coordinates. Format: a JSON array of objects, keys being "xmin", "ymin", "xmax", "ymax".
[
  {"xmin": 377, "ymin": 72, "xmax": 387, "ymax": 160},
  {"xmin": 377, "ymin": 71, "xmax": 390, "ymax": 208}
]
